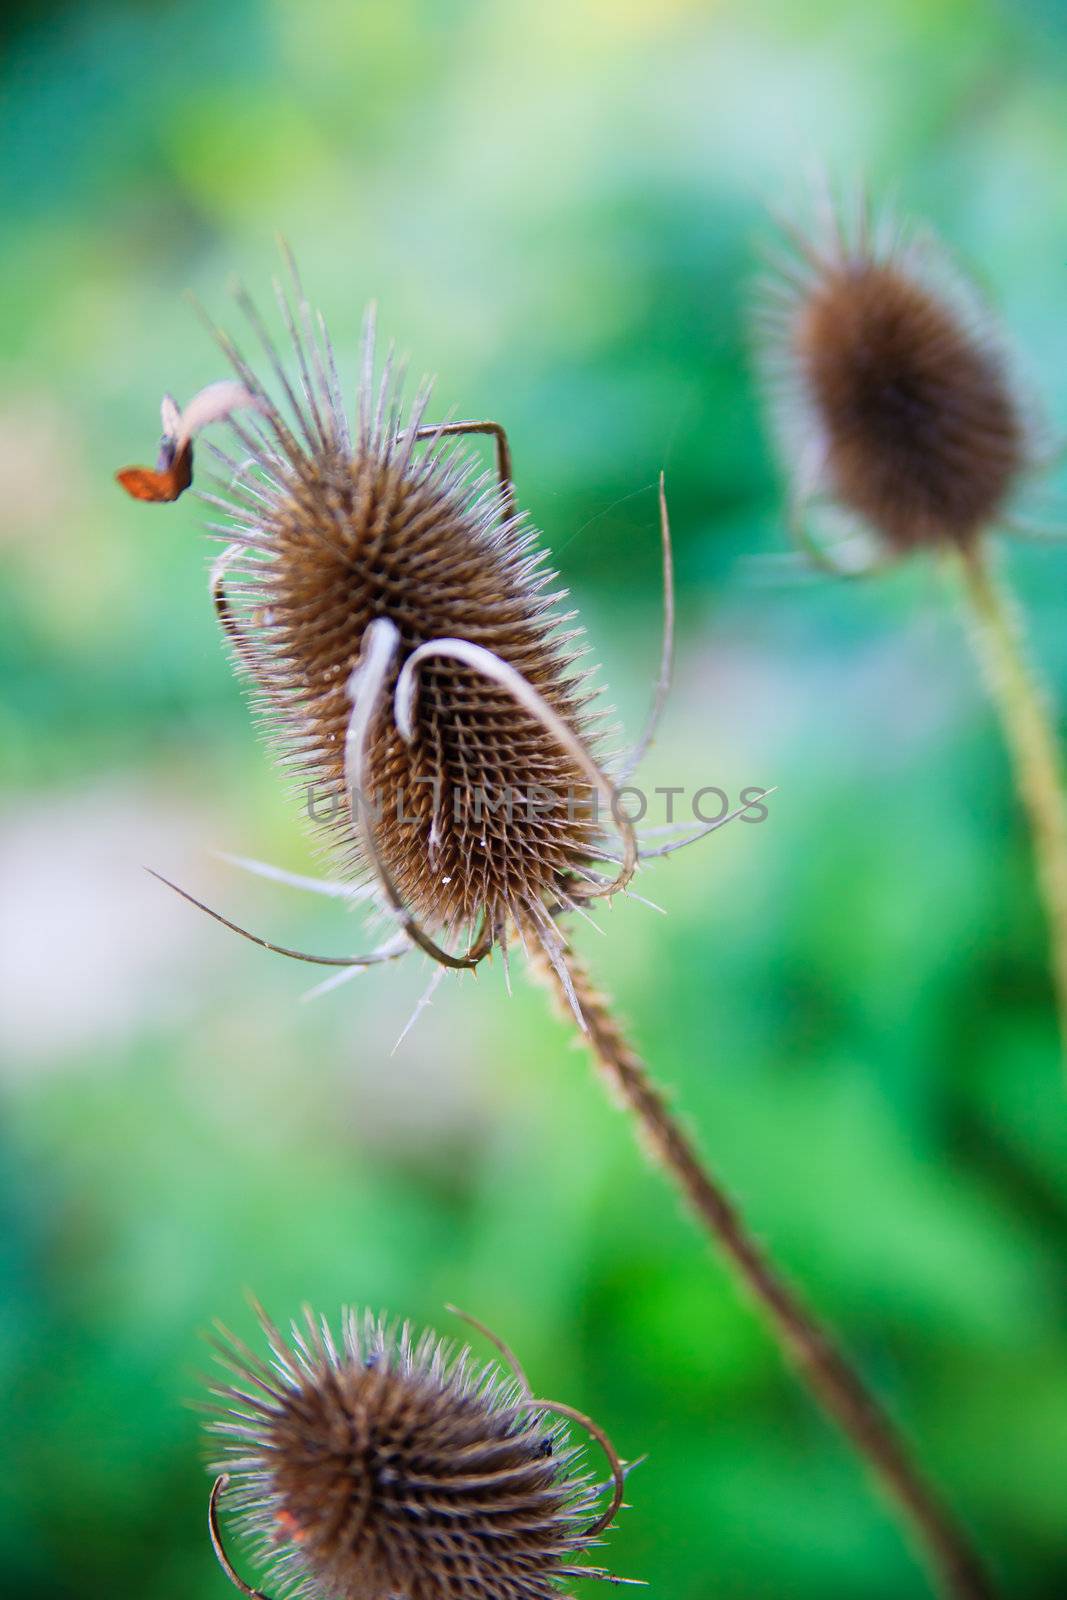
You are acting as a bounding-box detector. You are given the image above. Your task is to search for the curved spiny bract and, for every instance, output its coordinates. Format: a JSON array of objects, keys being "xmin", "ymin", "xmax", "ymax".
[
  {"xmin": 755, "ymin": 193, "xmax": 1037, "ymax": 560},
  {"xmin": 205, "ymin": 306, "xmax": 605, "ymax": 958},
  {"xmin": 207, "ymin": 1306, "xmax": 624, "ymax": 1599}
]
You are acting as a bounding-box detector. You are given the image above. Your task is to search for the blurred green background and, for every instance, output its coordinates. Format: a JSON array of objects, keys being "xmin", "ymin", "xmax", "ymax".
[{"xmin": 4, "ymin": 0, "xmax": 1067, "ymax": 1595}]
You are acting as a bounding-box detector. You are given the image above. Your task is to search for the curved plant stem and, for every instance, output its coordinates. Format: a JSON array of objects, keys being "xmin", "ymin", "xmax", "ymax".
[
  {"xmin": 953, "ymin": 540, "xmax": 1067, "ymax": 1073},
  {"xmin": 533, "ymin": 944, "xmax": 995, "ymax": 1600}
]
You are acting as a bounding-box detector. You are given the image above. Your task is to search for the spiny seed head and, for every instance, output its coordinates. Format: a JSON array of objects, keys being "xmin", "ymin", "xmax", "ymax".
[
  {"xmin": 250, "ymin": 422, "xmax": 597, "ymax": 925},
  {"xmin": 755, "ymin": 196, "xmax": 1036, "ymax": 555},
  {"xmin": 188, "ymin": 285, "xmax": 616, "ymax": 962},
  {"xmin": 207, "ymin": 1306, "xmax": 626, "ymax": 1599}
]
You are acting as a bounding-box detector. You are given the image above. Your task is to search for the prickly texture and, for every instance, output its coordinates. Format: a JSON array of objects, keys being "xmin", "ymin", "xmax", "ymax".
[
  {"xmin": 207, "ymin": 312, "xmax": 603, "ymax": 946},
  {"xmin": 208, "ymin": 1308, "xmax": 612, "ymax": 1600},
  {"xmin": 758, "ymin": 212, "xmax": 1030, "ymax": 552}
]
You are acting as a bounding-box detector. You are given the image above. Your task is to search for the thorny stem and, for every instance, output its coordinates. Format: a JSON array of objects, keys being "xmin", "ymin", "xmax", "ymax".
[
  {"xmin": 533, "ymin": 945, "xmax": 996, "ymax": 1600},
  {"xmin": 953, "ymin": 540, "xmax": 1067, "ymax": 1077}
]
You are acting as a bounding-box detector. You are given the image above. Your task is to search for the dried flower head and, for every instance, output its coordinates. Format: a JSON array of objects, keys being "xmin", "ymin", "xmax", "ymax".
[
  {"xmin": 119, "ymin": 257, "xmax": 759, "ymax": 1023},
  {"xmin": 206, "ymin": 1304, "xmax": 633, "ymax": 1599},
  {"xmin": 755, "ymin": 191, "xmax": 1041, "ymax": 567}
]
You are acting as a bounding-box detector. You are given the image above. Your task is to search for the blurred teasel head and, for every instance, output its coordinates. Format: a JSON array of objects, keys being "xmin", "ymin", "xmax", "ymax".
[
  {"xmin": 206, "ymin": 1303, "xmax": 633, "ymax": 1599},
  {"xmin": 117, "ymin": 257, "xmax": 748, "ymax": 1018},
  {"xmin": 754, "ymin": 189, "xmax": 1045, "ymax": 570}
]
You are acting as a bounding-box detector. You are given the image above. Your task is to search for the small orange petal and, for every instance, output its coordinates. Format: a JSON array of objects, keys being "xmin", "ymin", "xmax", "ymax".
[{"xmin": 115, "ymin": 442, "xmax": 193, "ymax": 503}]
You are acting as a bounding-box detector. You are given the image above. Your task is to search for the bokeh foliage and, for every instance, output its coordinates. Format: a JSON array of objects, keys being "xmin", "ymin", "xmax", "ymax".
[{"xmin": 3, "ymin": 1, "xmax": 1067, "ymax": 1595}]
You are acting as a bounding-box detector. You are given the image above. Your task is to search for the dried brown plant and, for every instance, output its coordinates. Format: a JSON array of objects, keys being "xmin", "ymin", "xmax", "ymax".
[{"xmin": 119, "ymin": 259, "xmax": 994, "ymax": 1598}]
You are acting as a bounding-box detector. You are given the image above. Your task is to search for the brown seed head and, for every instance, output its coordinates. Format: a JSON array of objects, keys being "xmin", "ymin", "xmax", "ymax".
[
  {"xmin": 756, "ymin": 199, "xmax": 1033, "ymax": 555},
  {"xmin": 187, "ymin": 287, "xmax": 620, "ymax": 969},
  {"xmin": 207, "ymin": 1306, "xmax": 627, "ymax": 1599},
  {"xmin": 254, "ymin": 423, "xmax": 598, "ymax": 925}
]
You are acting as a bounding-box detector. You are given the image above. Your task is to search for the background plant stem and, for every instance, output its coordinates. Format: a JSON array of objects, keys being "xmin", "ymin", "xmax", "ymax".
[
  {"xmin": 953, "ymin": 540, "xmax": 1067, "ymax": 1076},
  {"xmin": 534, "ymin": 945, "xmax": 996, "ymax": 1600}
]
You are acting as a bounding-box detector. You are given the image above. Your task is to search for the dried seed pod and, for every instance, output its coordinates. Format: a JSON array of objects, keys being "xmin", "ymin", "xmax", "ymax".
[
  {"xmin": 118, "ymin": 264, "xmax": 712, "ymax": 1015},
  {"xmin": 755, "ymin": 192, "xmax": 1037, "ymax": 563},
  {"xmin": 206, "ymin": 1304, "xmax": 632, "ymax": 1599},
  {"xmin": 118, "ymin": 262, "xmax": 768, "ymax": 1019}
]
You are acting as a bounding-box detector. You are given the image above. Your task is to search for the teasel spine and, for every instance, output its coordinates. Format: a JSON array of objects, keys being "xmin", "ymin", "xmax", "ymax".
[
  {"xmin": 533, "ymin": 943, "xmax": 997, "ymax": 1600},
  {"xmin": 952, "ymin": 539, "xmax": 1067, "ymax": 1075}
]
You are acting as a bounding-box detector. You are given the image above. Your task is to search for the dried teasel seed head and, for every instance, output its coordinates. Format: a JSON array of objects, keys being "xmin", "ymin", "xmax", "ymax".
[
  {"xmin": 135, "ymin": 271, "xmax": 641, "ymax": 987},
  {"xmin": 755, "ymin": 192, "xmax": 1038, "ymax": 559},
  {"xmin": 206, "ymin": 1304, "xmax": 632, "ymax": 1599}
]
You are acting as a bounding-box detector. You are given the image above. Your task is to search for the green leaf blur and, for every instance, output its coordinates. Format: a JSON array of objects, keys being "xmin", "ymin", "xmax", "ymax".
[{"xmin": 3, "ymin": 1, "xmax": 1067, "ymax": 1595}]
